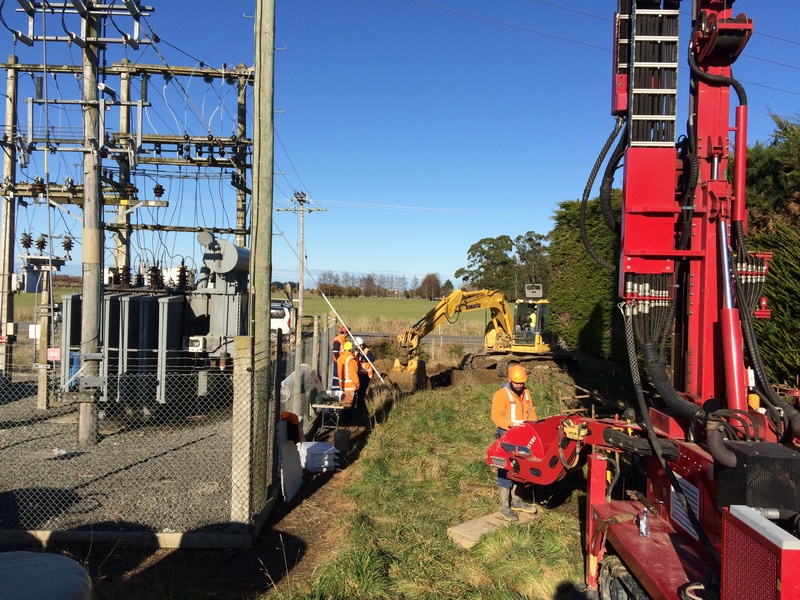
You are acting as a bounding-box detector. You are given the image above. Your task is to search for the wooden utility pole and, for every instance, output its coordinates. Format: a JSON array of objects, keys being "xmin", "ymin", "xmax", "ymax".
[
  {"xmin": 236, "ymin": 66, "xmax": 249, "ymax": 248},
  {"xmin": 278, "ymin": 192, "xmax": 326, "ymax": 414},
  {"xmin": 232, "ymin": 0, "xmax": 273, "ymax": 524},
  {"xmin": 78, "ymin": 12, "xmax": 102, "ymax": 446},
  {"xmin": 0, "ymin": 55, "xmax": 18, "ymax": 380},
  {"xmin": 114, "ymin": 58, "xmax": 132, "ymax": 281},
  {"xmin": 250, "ymin": 0, "xmax": 275, "ymax": 372}
]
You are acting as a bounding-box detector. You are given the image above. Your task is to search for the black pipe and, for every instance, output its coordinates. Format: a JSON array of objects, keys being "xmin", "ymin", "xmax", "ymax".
[
  {"xmin": 688, "ymin": 39, "xmax": 747, "ymax": 107},
  {"xmin": 707, "ymin": 423, "xmax": 738, "ymax": 468},
  {"xmin": 599, "ymin": 126, "xmax": 627, "ymax": 235},
  {"xmin": 641, "ymin": 341, "xmax": 705, "ymax": 421}
]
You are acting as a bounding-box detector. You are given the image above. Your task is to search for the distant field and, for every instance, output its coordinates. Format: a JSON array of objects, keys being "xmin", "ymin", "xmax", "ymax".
[
  {"xmin": 296, "ymin": 295, "xmax": 487, "ymax": 336},
  {"xmin": 11, "ymin": 288, "xmax": 78, "ymax": 322},
  {"xmin": 11, "ymin": 289, "xmax": 489, "ymax": 337}
]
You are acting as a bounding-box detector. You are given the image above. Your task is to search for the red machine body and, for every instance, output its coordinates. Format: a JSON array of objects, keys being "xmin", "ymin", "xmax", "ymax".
[{"xmin": 488, "ymin": 2, "xmax": 800, "ymax": 598}]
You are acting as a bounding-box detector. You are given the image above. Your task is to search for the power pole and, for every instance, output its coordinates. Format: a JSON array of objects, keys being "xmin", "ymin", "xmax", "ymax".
[
  {"xmin": 278, "ymin": 191, "xmax": 326, "ymax": 414},
  {"xmin": 78, "ymin": 10, "xmax": 102, "ymax": 446},
  {"xmin": 0, "ymin": 55, "xmax": 18, "ymax": 380}
]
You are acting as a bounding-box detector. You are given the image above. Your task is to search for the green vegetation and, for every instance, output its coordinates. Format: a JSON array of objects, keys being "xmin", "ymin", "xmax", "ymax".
[
  {"xmin": 299, "ymin": 296, "xmax": 489, "ymax": 337},
  {"xmin": 746, "ymin": 114, "xmax": 800, "ymax": 384},
  {"xmin": 547, "ymin": 192, "xmax": 624, "ymax": 362},
  {"xmin": 271, "ymin": 374, "xmax": 584, "ymax": 600},
  {"xmin": 454, "ymin": 231, "xmax": 550, "ymax": 300},
  {"xmin": 12, "ymin": 288, "xmax": 76, "ymax": 322}
]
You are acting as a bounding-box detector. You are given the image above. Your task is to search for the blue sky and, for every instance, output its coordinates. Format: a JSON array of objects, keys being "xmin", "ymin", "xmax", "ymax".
[{"xmin": 3, "ymin": 1, "xmax": 799, "ymax": 288}]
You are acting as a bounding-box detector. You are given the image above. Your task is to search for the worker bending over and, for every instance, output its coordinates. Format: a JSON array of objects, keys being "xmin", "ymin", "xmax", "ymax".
[{"xmin": 491, "ymin": 364, "xmax": 538, "ymax": 521}]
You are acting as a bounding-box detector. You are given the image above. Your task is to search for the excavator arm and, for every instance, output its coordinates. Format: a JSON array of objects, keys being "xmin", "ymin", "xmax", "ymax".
[{"xmin": 394, "ymin": 289, "xmax": 515, "ymax": 371}]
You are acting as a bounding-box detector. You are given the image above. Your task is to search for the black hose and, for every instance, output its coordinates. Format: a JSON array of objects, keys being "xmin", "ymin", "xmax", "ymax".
[
  {"xmin": 688, "ymin": 37, "xmax": 747, "ymax": 107},
  {"xmin": 621, "ymin": 306, "xmax": 720, "ymax": 565},
  {"xmin": 707, "ymin": 423, "xmax": 738, "ymax": 468},
  {"xmin": 580, "ymin": 117, "xmax": 625, "ymax": 272},
  {"xmin": 733, "ymin": 265, "xmax": 798, "ymax": 438},
  {"xmin": 599, "ymin": 126, "xmax": 627, "ymax": 235},
  {"xmin": 641, "ymin": 341, "xmax": 705, "ymax": 421},
  {"xmin": 604, "ymin": 428, "xmax": 680, "ymax": 461}
]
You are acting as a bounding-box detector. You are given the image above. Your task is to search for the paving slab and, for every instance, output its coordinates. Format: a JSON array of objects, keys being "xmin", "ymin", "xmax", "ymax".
[{"xmin": 447, "ymin": 510, "xmax": 538, "ymax": 549}]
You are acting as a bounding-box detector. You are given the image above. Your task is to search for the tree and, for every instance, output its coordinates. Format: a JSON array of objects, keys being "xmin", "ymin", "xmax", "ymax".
[
  {"xmin": 417, "ymin": 273, "xmax": 441, "ymax": 300},
  {"xmin": 360, "ymin": 273, "xmax": 378, "ymax": 297},
  {"xmin": 514, "ymin": 231, "xmax": 551, "ymax": 297},
  {"xmin": 547, "ymin": 194, "xmax": 622, "ymax": 360},
  {"xmin": 746, "ymin": 114, "xmax": 800, "ymax": 383},
  {"xmin": 396, "ymin": 275, "xmax": 408, "ymax": 296},
  {"xmin": 441, "ymin": 279, "xmax": 454, "ymax": 296},
  {"xmin": 454, "ymin": 235, "xmax": 517, "ymax": 296},
  {"xmin": 745, "ymin": 113, "xmax": 800, "ymax": 228}
]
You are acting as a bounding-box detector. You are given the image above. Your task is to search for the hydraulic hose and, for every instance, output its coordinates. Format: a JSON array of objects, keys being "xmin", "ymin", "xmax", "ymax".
[
  {"xmin": 659, "ymin": 148, "xmax": 699, "ymax": 362},
  {"xmin": 733, "ymin": 265, "xmax": 799, "ymax": 438},
  {"xmin": 580, "ymin": 116, "xmax": 625, "ymax": 272},
  {"xmin": 641, "ymin": 341, "xmax": 705, "ymax": 422},
  {"xmin": 706, "ymin": 423, "xmax": 738, "ymax": 468},
  {"xmin": 620, "ymin": 305, "xmax": 720, "ymax": 565},
  {"xmin": 603, "ymin": 428, "xmax": 680, "ymax": 461},
  {"xmin": 599, "ymin": 126, "xmax": 627, "ymax": 235},
  {"xmin": 687, "ymin": 39, "xmax": 747, "ymax": 107}
]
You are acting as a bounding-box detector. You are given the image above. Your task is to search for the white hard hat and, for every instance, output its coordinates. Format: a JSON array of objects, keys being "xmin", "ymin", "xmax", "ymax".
[{"xmin": 355, "ymin": 336, "xmax": 364, "ymax": 346}]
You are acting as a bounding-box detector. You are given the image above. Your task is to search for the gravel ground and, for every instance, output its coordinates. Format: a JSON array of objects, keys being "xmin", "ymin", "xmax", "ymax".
[{"xmin": 0, "ymin": 386, "xmax": 253, "ymax": 536}]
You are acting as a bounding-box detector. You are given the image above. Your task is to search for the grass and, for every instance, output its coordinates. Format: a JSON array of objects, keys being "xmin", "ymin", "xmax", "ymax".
[
  {"xmin": 269, "ymin": 376, "xmax": 586, "ymax": 600},
  {"xmin": 10, "ymin": 287, "xmax": 78, "ymax": 322},
  {"xmin": 298, "ymin": 295, "xmax": 489, "ymax": 337}
]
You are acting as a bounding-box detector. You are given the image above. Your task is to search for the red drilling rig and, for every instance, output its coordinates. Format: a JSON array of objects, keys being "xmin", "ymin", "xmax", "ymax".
[{"xmin": 488, "ymin": 1, "xmax": 800, "ymax": 598}]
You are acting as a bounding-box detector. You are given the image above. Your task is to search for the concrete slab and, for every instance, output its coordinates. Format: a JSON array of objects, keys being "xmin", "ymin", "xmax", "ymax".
[{"xmin": 447, "ymin": 510, "xmax": 538, "ymax": 549}]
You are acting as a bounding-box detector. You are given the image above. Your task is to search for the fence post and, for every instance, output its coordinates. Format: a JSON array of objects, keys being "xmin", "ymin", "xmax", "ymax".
[{"xmin": 230, "ymin": 335, "xmax": 253, "ymax": 532}]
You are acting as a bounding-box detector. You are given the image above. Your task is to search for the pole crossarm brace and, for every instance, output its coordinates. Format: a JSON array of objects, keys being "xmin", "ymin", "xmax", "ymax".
[
  {"xmin": 13, "ymin": 1, "xmax": 153, "ymax": 46},
  {"xmin": 104, "ymin": 223, "xmax": 248, "ymax": 236},
  {"xmin": 2, "ymin": 61, "xmax": 254, "ymax": 81}
]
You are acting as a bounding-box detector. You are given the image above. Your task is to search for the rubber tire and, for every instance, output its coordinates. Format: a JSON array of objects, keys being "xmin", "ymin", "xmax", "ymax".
[{"xmin": 598, "ymin": 555, "xmax": 634, "ymax": 600}]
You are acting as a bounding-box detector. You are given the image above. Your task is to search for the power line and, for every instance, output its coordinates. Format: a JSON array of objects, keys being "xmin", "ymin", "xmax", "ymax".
[{"xmin": 410, "ymin": 0, "xmax": 610, "ymax": 51}]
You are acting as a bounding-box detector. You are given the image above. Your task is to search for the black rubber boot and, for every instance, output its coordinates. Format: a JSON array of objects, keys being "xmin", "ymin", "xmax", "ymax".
[
  {"xmin": 510, "ymin": 484, "xmax": 537, "ymax": 514},
  {"xmin": 499, "ymin": 487, "xmax": 518, "ymax": 522}
]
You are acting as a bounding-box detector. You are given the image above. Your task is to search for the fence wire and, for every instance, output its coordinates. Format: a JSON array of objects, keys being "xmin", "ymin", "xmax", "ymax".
[{"xmin": 0, "ymin": 316, "xmax": 339, "ymax": 544}]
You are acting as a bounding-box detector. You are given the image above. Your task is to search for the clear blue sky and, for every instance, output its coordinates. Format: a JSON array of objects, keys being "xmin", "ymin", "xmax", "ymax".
[{"xmin": 4, "ymin": 1, "xmax": 799, "ymax": 288}]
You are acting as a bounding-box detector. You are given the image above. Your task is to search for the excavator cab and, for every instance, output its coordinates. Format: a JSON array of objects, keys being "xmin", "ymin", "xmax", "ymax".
[{"xmin": 512, "ymin": 299, "xmax": 548, "ymax": 345}]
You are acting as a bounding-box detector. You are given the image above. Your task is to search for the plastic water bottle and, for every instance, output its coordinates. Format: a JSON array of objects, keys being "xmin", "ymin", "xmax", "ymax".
[{"xmin": 639, "ymin": 508, "xmax": 651, "ymax": 538}]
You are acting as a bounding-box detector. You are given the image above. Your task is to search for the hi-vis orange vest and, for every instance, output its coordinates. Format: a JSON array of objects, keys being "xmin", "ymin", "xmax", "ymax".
[
  {"xmin": 337, "ymin": 352, "xmax": 359, "ymax": 393},
  {"xmin": 357, "ymin": 348, "xmax": 374, "ymax": 378},
  {"xmin": 332, "ymin": 333, "xmax": 347, "ymax": 361},
  {"xmin": 491, "ymin": 385, "xmax": 536, "ymax": 431}
]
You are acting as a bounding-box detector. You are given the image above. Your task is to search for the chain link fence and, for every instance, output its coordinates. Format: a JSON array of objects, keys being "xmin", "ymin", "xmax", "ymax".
[{"xmin": 0, "ymin": 313, "xmax": 339, "ymax": 547}]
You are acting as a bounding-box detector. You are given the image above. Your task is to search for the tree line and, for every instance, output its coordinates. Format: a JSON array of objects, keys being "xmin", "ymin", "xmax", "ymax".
[{"xmin": 272, "ymin": 272, "xmax": 456, "ymax": 300}]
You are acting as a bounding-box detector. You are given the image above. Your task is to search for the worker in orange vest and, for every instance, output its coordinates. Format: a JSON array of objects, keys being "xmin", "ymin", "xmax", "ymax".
[
  {"xmin": 331, "ymin": 325, "xmax": 348, "ymax": 392},
  {"xmin": 337, "ymin": 341, "xmax": 360, "ymax": 414},
  {"xmin": 354, "ymin": 336, "xmax": 375, "ymax": 407},
  {"xmin": 491, "ymin": 364, "xmax": 538, "ymax": 521}
]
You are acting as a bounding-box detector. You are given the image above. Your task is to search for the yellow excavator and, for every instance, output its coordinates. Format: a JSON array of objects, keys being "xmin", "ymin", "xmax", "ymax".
[{"xmin": 392, "ymin": 286, "xmax": 559, "ymax": 375}]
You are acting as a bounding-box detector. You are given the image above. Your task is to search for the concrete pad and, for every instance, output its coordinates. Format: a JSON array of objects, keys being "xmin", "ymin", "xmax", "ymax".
[
  {"xmin": 47, "ymin": 412, "xmax": 78, "ymax": 424},
  {"xmin": 447, "ymin": 510, "xmax": 538, "ymax": 549}
]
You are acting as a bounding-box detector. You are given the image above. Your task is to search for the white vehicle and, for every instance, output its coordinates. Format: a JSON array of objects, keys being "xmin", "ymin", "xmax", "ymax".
[{"xmin": 270, "ymin": 301, "xmax": 295, "ymax": 335}]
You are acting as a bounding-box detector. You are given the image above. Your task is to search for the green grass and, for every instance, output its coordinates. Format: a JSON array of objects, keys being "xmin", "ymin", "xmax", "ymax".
[
  {"xmin": 298, "ymin": 295, "xmax": 489, "ymax": 337},
  {"xmin": 11, "ymin": 287, "xmax": 78, "ymax": 322},
  {"xmin": 270, "ymin": 379, "xmax": 585, "ymax": 599}
]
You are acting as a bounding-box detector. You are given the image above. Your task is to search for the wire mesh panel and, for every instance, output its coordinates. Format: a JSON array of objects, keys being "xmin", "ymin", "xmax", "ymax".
[
  {"xmin": 0, "ymin": 333, "xmax": 283, "ymax": 547},
  {"xmin": 0, "ymin": 309, "xmax": 340, "ymax": 545}
]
